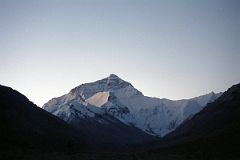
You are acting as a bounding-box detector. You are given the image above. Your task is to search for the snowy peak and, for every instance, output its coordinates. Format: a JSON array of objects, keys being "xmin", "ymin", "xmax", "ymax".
[
  {"xmin": 104, "ymin": 74, "xmax": 132, "ymax": 91},
  {"xmin": 43, "ymin": 74, "xmax": 223, "ymax": 137},
  {"xmin": 193, "ymin": 92, "xmax": 222, "ymax": 106},
  {"xmin": 66, "ymin": 74, "xmax": 142, "ymax": 100},
  {"xmin": 108, "ymin": 73, "xmax": 121, "ymax": 79}
]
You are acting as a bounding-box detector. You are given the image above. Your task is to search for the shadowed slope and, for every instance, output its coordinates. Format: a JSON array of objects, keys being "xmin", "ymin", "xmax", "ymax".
[{"xmin": 0, "ymin": 85, "xmax": 87, "ymax": 159}]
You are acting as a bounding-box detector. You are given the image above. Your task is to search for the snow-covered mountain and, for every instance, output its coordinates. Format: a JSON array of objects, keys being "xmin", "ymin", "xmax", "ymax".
[{"xmin": 43, "ymin": 74, "xmax": 222, "ymax": 137}]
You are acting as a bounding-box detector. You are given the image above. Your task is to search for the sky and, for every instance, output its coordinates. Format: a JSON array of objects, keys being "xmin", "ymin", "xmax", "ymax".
[{"xmin": 0, "ymin": 0, "xmax": 239, "ymax": 107}]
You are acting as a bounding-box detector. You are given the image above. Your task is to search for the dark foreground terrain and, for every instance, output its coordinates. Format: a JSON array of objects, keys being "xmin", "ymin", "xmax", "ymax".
[{"xmin": 0, "ymin": 84, "xmax": 240, "ymax": 160}]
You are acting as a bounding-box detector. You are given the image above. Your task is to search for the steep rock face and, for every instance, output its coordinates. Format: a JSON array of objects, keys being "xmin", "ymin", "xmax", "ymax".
[{"xmin": 43, "ymin": 74, "xmax": 222, "ymax": 137}]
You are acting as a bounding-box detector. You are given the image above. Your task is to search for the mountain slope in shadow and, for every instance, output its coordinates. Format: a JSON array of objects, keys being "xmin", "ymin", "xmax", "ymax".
[{"xmin": 0, "ymin": 85, "xmax": 88, "ymax": 160}]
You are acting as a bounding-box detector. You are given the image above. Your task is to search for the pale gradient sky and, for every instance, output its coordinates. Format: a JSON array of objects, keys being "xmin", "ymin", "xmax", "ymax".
[{"xmin": 0, "ymin": 0, "xmax": 239, "ymax": 107}]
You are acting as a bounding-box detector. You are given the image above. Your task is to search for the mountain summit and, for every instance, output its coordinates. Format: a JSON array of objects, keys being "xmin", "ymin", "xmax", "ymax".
[
  {"xmin": 43, "ymin": 74, "xmax": 221, "ymax": 137},
  {"xmin": 65, "ymin": 74, "xmax": 141, "ymax": 104}
]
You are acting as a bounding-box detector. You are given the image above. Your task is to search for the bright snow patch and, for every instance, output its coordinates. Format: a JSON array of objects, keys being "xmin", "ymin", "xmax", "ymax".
[{"xmin": 86, "ymin": 91, "xmax": 110, "ymax": 107}]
